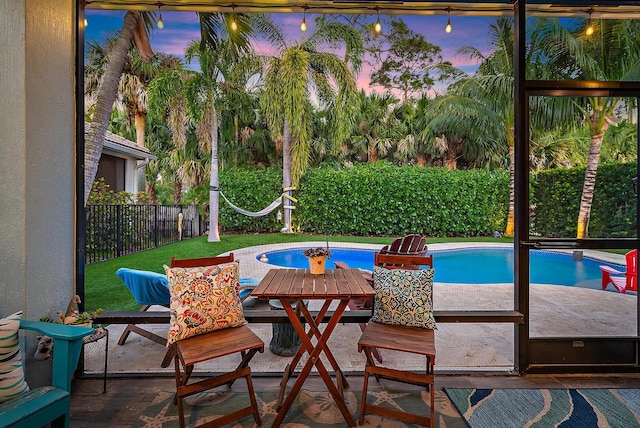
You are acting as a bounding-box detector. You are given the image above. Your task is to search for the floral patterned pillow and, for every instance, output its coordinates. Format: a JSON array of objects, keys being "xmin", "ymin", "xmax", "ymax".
[
  {"xmin": 371, "ymin": 266, "xmax": 437, "ymax": 330},
  {"xmin": 164, "ymin": 261, "xmax": 246, "ymax": 346}
]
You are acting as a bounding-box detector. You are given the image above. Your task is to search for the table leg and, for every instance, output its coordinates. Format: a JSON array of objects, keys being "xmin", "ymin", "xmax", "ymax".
[
  {"xmin": 298, "ymin": 300, "xmax": 349, "ymax": 388},
  {"xmin": 272, "ymin": 299, "xmax": 356, "ymax": 427},
  {"xmin": 282, "ymin": 299, "xmax": 330, "ymax": 379}
]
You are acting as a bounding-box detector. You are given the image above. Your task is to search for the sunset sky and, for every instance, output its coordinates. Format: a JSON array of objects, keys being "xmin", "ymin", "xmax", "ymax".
[{"xmin": 85, "ymin": 9, "xmax": 498, "ymax": 96}]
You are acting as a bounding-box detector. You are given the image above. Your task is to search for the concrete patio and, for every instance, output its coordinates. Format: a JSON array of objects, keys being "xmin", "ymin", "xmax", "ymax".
[{"xmin": 82, "ymin": 242, "xmax": 636, "ymax": 376}]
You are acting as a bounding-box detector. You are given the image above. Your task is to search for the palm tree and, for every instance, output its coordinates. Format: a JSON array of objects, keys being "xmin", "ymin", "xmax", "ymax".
[
  {"xmin": 444, "ymin": 18, "xmax": 520, "ymax": 236},
  {"xmin": 150, "ymin": 34, "xmax": 263, "ymax": 241},
  {"xmin": 261, "ymin": 20, "xmax": 363, "ymax": 233},
  {"xmin": 534, "ymin": 18, "xmax": 640, "ymax": 238},
  {"xmin": 82, "ymin": 9, "xmax": 259, "ymax": 209},
  {"xmin": 415, "ymin": 93, "xmax": 505, "ymax": 170},
  {"xmin": 84, "ymin": 11, "xmax": 155, "ymax": 205},
  {"xmin": 351, "ymin": 91, "xmax": 399, "ymax": 164},
  {"xmin": 86, "ymin": 38, "xmax": 180, "ymax": 148},
  {"xmin": 439, "ymin": 17, "xmax": 566, "ymax": 236}
]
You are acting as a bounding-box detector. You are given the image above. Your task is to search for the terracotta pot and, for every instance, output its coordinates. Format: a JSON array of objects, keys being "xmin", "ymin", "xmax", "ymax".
[{"xmin": 307, "ymin": 256, "xmax": 327, "ymax": 275}]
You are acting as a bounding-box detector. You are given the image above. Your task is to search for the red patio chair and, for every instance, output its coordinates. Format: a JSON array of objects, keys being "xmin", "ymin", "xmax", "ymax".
[{"xmin": 599, "ymin": 249, "xmax": 637, "ymax": 294}]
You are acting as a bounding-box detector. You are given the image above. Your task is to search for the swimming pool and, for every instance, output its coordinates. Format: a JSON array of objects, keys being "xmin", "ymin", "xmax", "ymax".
[{"xmin": 259, "ymin": 247, "xmax": 625, "ymax": 288}]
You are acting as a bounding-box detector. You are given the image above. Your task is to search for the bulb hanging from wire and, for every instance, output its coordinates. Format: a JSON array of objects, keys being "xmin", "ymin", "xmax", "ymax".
[
  {"xmin": 445, "ymin": 7, "xmax": 452, "ymax": 33},
  {"xmin": 84, "ymin": 17, "xmax": 88, "ymax": 27},
  {"xmin": 156, "ymin": 2, "xmax": 164, "ymax": 29},
  {"xmin": 585, "ymin": 10, "xmax": 594, "ymax": 36},
  {"xmin": 374, "ymin": 7, "xmax": 382, "ymax": 35},
  {"xmin": 301, "ymin": 7, "xmax": 307, "ymax": 32},
  {"xmin": 230, "ymin": 5, "xmax": 238, "ymax": 31}
]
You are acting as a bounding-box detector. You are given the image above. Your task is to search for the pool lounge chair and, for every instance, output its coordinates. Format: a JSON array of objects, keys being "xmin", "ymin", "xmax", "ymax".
[{"xmin": 599, "ymin": 249, "xmax": 637, "ymax": 294}]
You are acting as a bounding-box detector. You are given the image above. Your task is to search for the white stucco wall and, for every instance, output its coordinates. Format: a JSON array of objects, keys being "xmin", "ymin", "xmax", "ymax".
[{"xmin": 0, "ymin": 0, "xmax": 76, "ymax": 321}]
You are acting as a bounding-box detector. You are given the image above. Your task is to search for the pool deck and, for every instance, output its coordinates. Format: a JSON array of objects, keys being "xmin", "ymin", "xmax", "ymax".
[{"xmin": 83, "ymin": 242, "xmax": 636, "ymax": 376}]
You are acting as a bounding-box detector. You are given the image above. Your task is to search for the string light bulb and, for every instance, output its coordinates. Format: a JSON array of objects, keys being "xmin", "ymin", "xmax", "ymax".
[
  {"xmin": 230, "ymin": 5, "xmax": 238, "ymax": 31},
  {"xmin": 301, "ymin": 6, "xmax": 307, "ymax": 32},
  {"xmin": 585, "ymin": 9, "xmax": 594, "ymax": 36},
  {"xmin": 156, "ymin": 2, "xmax": 164, "ymax": 29},
  {"xmin": 84, "ymin": 17, "xmax": 88, "ymax": 27},
  {"xmin": 445, "ymin": 7, "xmax": 452, "ymax": 33},
  {"xmin": 374, "ymin": 7, "xmax": 382, "ymax": 35}
]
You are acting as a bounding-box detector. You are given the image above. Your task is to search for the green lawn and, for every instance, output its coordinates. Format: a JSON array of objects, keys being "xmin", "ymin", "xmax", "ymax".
[{"xmin": 84, "ymin": 233, "xmax": 514, "ymax": 312}]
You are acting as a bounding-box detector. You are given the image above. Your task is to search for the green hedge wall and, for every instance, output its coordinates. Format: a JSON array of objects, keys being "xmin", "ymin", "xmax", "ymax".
[
  {"xmin": 296, "ymin": 164, "xmax": 509, "ymax": 236},
  {"xmin": 218, "ymin": 164, "xmax": 509, "ymax": 236},
  {"xmin": 532, "ymin": 162, "xmax": 637, "ymax": 238},
  {"xmin": 219, "ymin": 167, "xmax": 284, "ymax": 233}
]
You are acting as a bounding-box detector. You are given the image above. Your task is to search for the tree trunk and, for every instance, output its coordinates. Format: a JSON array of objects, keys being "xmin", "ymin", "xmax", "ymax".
[
  {"xmin": 368, "ymin": 144, "xmax": 378, "ymax": 163},
  {"xmin": 84, "ymin": 11, "xmax": 140, "ymax": 205},
  {"xmin": 146, "ymin": 181, "xmax": 156, "ymax": 204},
  {"xmin": 504, "ymin": 145, "xmax": 515, "ymax": 237},
  {"xmin": 576, "ymin": 130, "xmax": 605, "ymax": 239},
  {"xmin": 208, "ymin": 106, "xmax": 221, "ymax": 242},
  {"xmin": 444, "ymin": 137, "xmax": 460, "ymax": 171},
  {"xmin": 282, "ymin": 118, "xmax": 293, "ymax": 233},
  {"xmin": 134, "ymin": 113, "xmax": 146, "ymax": 147},
  {"xmin": 173, "ymin": 180, "xmax": 182, "ymax": 205}
]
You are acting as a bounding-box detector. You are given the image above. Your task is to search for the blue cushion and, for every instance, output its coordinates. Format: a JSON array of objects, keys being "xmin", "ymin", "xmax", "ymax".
[
  {"xmin": 115, "ymin": 268, "xmax": 170, "ymax": 306},
  {"xmin": 239, "ymin": 277, "xmax": 259, "ymax": 286}
]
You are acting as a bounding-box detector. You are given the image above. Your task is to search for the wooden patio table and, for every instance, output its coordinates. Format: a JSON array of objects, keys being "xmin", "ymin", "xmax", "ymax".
[{"xmin": 251, "ymin": 268, "xmax": 375, "ymax": 427}]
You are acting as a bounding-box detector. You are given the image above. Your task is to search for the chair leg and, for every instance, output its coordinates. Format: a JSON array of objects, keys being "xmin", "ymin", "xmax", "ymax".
[
  {"xmin": 117, "ymin": 305, "xmax": 166, "ymax": 346},
  {"xmin": 245, "ymin": 369, "xmax": 262, "ymax": 425},
  {"xmin": 359, "ymin": 369, "xmax": 370, "ymax": 425},
  {"xmin": 174, "ymin": 355, "xmax": 186, "ymax": 428}
]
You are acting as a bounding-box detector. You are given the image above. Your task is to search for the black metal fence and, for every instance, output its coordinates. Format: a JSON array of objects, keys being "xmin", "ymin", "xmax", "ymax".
[{"xmin": 85, "ymin": 204, "xmax": 202, "ymax": 264}]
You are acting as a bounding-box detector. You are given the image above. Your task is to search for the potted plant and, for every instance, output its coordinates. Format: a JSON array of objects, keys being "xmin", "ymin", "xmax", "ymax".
[
  {"xmin": 303, "ymin": 247, "xmax": 332, "ymax": 274},
  {"xmin": 40, "ymin": 295, "xmax": 103, "ymax": 328}
]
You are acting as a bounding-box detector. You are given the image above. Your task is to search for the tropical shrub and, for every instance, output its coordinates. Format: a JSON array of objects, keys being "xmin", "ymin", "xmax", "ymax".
[
  {"xmin": 296, "ymin": 163, "xmax": 509, "ymax": 236},
  {"xmin": 532, "ymin": 162, "xmax": 637, "ymax": 238},
  {"xmin": 218, "ymin": 167, "xmax": 284, "ymax": 233}
]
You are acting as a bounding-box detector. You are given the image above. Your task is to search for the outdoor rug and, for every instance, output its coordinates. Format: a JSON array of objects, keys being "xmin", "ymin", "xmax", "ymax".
[
  {"xmin": 444, "ymin": 388, "xmax": 640, "ymax": 428},
  {"xmin": 134, "ymin": 388, "xmax": 469, "ymax": 427}
]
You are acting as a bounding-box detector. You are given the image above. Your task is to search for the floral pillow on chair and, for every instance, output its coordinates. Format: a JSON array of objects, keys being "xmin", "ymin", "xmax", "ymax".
[
  {"xmin": 164, "ymin": 261, "xmax": 247, "ymax": 346},
  {"xmin": 371, "ymin": 266, "xmax": 437, "ymax": 330}
]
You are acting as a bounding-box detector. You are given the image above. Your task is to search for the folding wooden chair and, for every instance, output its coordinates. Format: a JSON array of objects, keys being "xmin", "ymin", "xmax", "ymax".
[
  {"xmin": 163, "ymin": 325, "xmax": 264, "ymax": 428},
  {"xmin": 358, "ymin": 253, "xmax": 436, "ymax": 428},
  {"xmin": 162, "ymin": 254, "xmax": 264, "ymax": 428},
  {"xmin": 169, "ymin": 253, "xmax": 235, "ymax": 268},
  {"xmin": 335, "ymin": 236, "xmax": 428, "ymax": 364}
]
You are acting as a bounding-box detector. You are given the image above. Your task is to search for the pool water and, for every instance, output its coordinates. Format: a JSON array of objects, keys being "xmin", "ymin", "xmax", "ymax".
[{"xmin": 259, "ymin": 247, "xmax": 625, "ymax": 289}]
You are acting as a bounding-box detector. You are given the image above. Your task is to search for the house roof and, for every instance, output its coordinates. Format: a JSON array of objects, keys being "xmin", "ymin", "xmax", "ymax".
[{"xmin": 86, "ymin": 123, "xmax": 156, "ymax": 161}]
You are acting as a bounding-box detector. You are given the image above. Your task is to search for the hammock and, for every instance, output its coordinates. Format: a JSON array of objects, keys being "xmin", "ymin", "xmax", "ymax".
[{"xmin": 220, "ymin": 191, "xmax": 283, "ymax": 217}]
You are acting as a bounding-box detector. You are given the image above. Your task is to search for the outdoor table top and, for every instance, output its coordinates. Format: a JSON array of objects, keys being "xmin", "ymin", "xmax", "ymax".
[{"xmin": 251, "ymin": 268, "xmax": 375, "ymax": 300}]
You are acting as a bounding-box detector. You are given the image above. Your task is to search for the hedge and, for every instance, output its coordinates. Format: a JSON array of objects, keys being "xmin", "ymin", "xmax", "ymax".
[
  {"xmin": 218, "ymin": 167, "xmax": 284, "ymax": 233},
  {"xmin": 210, "ymin": 162, "xmax": 639, "ymax": 238},
  {"xmin": 532, "ymin": 162, "xmax": 637, "ymax": 238},
  {"xmin": 216, "ymin": 164, "xmax": 509, "ymax": 237}
]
